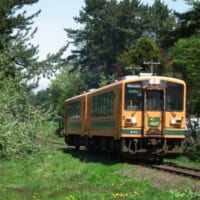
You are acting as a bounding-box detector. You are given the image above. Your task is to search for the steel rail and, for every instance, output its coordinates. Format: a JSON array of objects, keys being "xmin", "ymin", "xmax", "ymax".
[{"xmin": 144, "ymin": 163, "xmax": 200, "ymax": 180}]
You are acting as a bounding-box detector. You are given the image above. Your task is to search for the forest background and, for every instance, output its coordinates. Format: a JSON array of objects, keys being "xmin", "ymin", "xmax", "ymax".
[{"xmin": 0, "ymin": 0, "xmax": 200, "ymax": 160}]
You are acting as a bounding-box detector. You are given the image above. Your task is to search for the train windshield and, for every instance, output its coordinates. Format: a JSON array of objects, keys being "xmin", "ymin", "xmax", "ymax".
[
  {"xmin": 166, "ymin": 83, "xmax": 184, "ymax": 111},
  {"xmin": 125, "ymin": 82, "xmax": 142, "ymax": 110},
  {"xmin": 146, "ymin": 90, "xmax": 164, "ymax": 111},
  {"xmin": 125, "ymin": 81, "xmax": 184, "ymax": 112}
]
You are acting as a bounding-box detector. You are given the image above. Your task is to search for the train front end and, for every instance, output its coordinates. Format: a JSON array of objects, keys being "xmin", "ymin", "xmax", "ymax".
[{"xmin": 120, "ymin": 75, "xmax": 186, "ymax": 160}]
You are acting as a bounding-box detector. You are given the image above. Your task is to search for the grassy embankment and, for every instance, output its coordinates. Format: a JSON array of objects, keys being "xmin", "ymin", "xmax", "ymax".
[{"xmin": 0, "ymin": 136, "xmax": 200, "ymax": 200}]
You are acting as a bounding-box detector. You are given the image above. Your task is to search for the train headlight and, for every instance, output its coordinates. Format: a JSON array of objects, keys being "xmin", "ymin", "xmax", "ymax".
[
  {"xmin": 126, "ymin": 117, "xmax": 137, "ymax": 124},
  {"xmin": 170, "ymin": 118, "xmax": 182, "ymax": 125},
  {"xmin": 149, "ymin": 78, "xmax": 160, "ymax": 85}
]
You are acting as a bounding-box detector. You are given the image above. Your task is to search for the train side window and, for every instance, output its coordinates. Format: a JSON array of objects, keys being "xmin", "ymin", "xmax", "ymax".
[
  {"xmin": 68, "ymin": 101, "xmax": 81, "ymax": 119},
  {"xmin": 92, "ymin": 91, "xmax": 114, "ymax": 117},
  {"xmin": 125, "ymin": 82, "xmax": 142, "ymax": 111},
  {"xmin": 166, "ymin": 83, "xmax": 184, "ymax": 111}
]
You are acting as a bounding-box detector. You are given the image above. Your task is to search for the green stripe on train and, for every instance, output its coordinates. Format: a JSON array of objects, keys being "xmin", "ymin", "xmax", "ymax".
[
  {"xmin": 91, "ymin": 120, "xmax": 115, "ymax": 128},
  {"xmin": 121, "ymin": 129, "xmax": 142, "ymax": 134},
  {"xmin": 67, "ymin": 121, "xmax": 81, "ymax": 129},
  {"xmin": 164, "ymin": 130, "xmax": 185, "ymax": 135},
  {"xmin": 121, "ymin": 129, "xmax": 185, "ymax": 135}
]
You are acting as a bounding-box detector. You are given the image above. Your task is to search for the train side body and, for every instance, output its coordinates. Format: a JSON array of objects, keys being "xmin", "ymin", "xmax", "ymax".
[
  {"xmin": 64, "ymin": 93, "xmax": 88, "ymax": 148},
  {"xmin": 64, "ymin": 75, "xmax": 186, "ymax": 160},
  {"xmin": 87, "ymin": 82, "xmax": 122, "ymax": 139}
]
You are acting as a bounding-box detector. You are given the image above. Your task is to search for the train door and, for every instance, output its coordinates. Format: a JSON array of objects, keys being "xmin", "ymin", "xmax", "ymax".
[{"xmin": 143, "ymin": 88, "xmax": 165, "ymax": 136}]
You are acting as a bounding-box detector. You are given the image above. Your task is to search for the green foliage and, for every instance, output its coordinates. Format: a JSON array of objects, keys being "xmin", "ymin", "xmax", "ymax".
[
  {"xmin": 0, "ymin": 0, "xmax": 67, "ymax": 159},
  {"xmin": 0, "ymin": 0, "xmax": 68, "ymax": 89},
  {"xmin": 0, "ymin": 73, "xmax": 48, "ymax": 159},
  {"xmin": 168, "ymin": 1, "xmax": 200, "ymax": 45},
  {"xmin": 170, "ymin": 35, "xmax": 200, "ymax": 114},
  {"xmin": 33, "ymin": 66, "xmax": 88, "ymax": 132},
  {"xmin": 0, "ymin": 0, "xmax": 40, "ymax": 43},
  {"xmin": 0, "ymin": 146, "xmax": 199, "ymax": 199},
  {"xmin": 170, "ymin": 35, "xmax": 200, "ymax": 161},
  {"xmin": 98, "ymin": 73, "xmax": 109, "ymax": 87},
  {"xmin": 193, "ymin": 96, "xmax": 200, "ymax": 117},
  {"xmin": 98, "ymin": 73, "xmax": 117, "ymax": 87},
  {"xmin": 48, "ymin": 67, "xmax": 87, "ymax": 111},
  {"xmin": 0, "ymin": 0, "xmax": 40, "ymax": 82},
  {"xmin": 146, "ymin": 0, "xmax": 177, "ymax": 46},
  {"xmin": 32, "ymin": 88, "xmax": 52, "ymax": 111},
  {"xmin": 117, "ymin": 37, "xmax": 160, "ymax": 74},
  {"xmin": 184, "ymin": 134, "xmax": 200, "ymax": 162},
  {"xmin": 168, "ymin": 2, "xmax": 200, "ymax": 162},
  {"xmin": 169, "ymin": 188, "xmax": 200, "ymax": 200},
  {"xmin": 66, "ymin": 0, "xmax": 175, "ymax": 87}
]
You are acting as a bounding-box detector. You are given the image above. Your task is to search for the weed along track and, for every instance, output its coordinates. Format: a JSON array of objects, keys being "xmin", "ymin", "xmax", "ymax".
[
  {"xmin": 165, "ymin": 162, "xmax": 200, "ymax": 173},
  {"xmin": 46, "ymin": 139, "xmax": 200, "ymax": 197},
  {"xmin": 142, "ymin": 162, "xmax": 200, "ymax": 180},
  {"xmin": 55, "ymin": 141, "xmax": 200, "ymax": 181},
  {"xmin": 46, "ymin": 138, "xmax": 67, "ymax": 149},
  {"xmin": 50, "ymin": 139, "xmax": 200, "ymax": 181}
]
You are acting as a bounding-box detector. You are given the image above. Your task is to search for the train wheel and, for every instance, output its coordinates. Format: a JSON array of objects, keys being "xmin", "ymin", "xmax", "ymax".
[
  {"xmin": 75, "ymin": 144, "xmax": 80, "ymax": 150},
  {"xmin": 153, "ymin": 157, "xmax": 163, "ymax": 164},
  {"xmin": 75, "ymin": 135, "xmax": 80, "ymax": 150}
]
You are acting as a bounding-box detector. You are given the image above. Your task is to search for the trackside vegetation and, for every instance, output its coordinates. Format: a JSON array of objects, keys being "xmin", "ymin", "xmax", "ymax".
[
  {"xmin": 0, "ymin": 140, "xmax": 200, "ymax": 200},
  {"xmin": 0, "ymin": 72, "xmax": 53, "ymax": 159}
]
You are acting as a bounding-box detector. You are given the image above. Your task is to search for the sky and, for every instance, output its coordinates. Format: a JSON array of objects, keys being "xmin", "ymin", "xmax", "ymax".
[{"xmin": 26, "ymin": 0, "xmax": 191, "ymax": 90}]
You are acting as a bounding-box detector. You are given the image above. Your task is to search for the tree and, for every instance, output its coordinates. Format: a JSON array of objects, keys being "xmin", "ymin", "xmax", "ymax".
[
  {"xmin": 165, "ymin": 1, "xmax": 200, "ymax": 46},
  {"xmin": 66, "ymin": 0, "xmax": 151, "ymax": 87},
  {"xmin": 0, "ymin": 1, "xmax": 41, "ymax": 81},
  {"xmin": 167, "ymin": 1, "xmax": 200, "ymax": 161},
  {"xmin": 0, "ymin": 0, "xmax": 68, "ymax": 88},
  {"xmin": 0, "ymin": 72, "xmax": 47, "ymax": 158},
  {"xmin": 145, "ymin": 0, "xmax": 177, "ymax": 46},
  {"xmin": 48, "ymin": 66, "xmax": 87, "ymax": 113},
  {"xmin": 161, "ymin": 0, "xmax": 200, "ymax": 120},
  {"xmin": 117, "ymin": 37, "xmax": 160, "ymax": 74},
  {"xmin": 65, "ymin": 0, "xmax": 177, "ymax": 87},
  {"xmin": 170, "ymin": 35, "xmax": 200, "ymax": 116}
]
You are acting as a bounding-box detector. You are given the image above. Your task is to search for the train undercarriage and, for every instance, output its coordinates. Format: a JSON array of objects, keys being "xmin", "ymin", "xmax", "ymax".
[{"xmin": 65, "ymin": 134, "xmax": 184, "ymax": 162}]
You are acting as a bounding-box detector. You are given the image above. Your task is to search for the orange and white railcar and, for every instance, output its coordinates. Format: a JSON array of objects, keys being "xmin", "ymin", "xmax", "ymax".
[{"xmin": 64, "ymin": 74, "xmax": 186, "ymax": 161}]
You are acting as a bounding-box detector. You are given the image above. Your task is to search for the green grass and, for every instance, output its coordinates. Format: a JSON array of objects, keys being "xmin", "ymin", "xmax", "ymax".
[
  {"xmin": 165, "ymin": 155, "xmax": 200, "ymax": 169},
  {"xmin": 0, "ymin": 140, "xmax": 199, "ymax": 200}
]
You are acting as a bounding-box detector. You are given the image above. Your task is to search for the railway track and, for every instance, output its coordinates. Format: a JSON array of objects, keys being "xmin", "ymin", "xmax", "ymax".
[
  {"xmin": 144, "ymin": 162, "xmax": 200, "ymax": 180},
  {"xmin": 47, "ymin": 139, "xmax": 200, "ymax": 180}
]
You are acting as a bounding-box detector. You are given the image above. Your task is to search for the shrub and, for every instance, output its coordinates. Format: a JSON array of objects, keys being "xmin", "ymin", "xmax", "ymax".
[
  {"xmin": 0, "ymin": 73, "xmax": 48, "ymax": 159},
  {"xmin": 184, "ymin": 134, "xmax": 200, "ymax": 162}
]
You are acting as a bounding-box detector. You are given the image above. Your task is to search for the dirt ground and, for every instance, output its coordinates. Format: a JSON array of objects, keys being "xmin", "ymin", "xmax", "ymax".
[{"xmin": 121, "ymin": 164, "xmax": 200, "ymax": 193}]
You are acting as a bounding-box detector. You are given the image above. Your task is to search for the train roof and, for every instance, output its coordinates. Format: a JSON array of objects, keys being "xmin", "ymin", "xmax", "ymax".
[
  {"xmin": 120, "ymin": 74, "xmax": 186, "ymax": 84},
  {"xmin": 65, "ymin": 74, "xmax": 186, "ymax": 102}
]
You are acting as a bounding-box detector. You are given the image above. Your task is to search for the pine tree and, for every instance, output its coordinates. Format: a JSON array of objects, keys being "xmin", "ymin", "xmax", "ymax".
[
  {"xmin": 146, "ymin": 0, "xmax": 176, "ymax": 46},
  {"xmin": 165, "ymin": 1, "xmax": 200, "ymax": 46},
  {"xmin": 0, "ymin": 0, "xmax": 40, "ymax": 83},
  {"xmin": 66, "ymin": 0, "xmax": 148, "ymax": 87},
  {"xmin": 65, "ymin": 0, "xmax": 176, "ymax": 87}
]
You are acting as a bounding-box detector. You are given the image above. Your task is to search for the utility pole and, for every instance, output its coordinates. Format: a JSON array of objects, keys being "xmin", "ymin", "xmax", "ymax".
[
  {"xmin": 126, "ymin": 66, "xmax": 142, "ymax": 75},
  {"xmin": 143, "ymin": 60, "xmax": 160, "ymax": 74}
]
